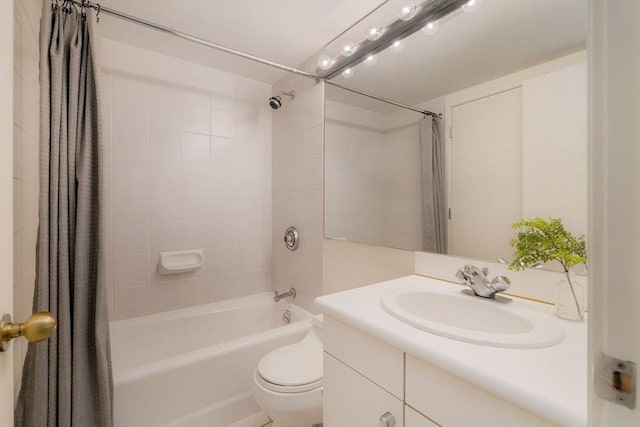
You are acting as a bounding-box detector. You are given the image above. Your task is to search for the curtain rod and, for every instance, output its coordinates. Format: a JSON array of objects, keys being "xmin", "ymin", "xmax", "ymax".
[
  {"xmin": 62, "ymin": 0, "xmax": 317, "ymax": 80},
  {"xmin": 62, "ymin": 0, "xmax": 442, "ymax": 119},
  {"xmin": 326, "ymin": 81, "xmax": 442, "ymax": 118}
]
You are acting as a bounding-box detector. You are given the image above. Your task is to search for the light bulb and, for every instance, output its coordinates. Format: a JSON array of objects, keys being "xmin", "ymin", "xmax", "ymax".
[
  {"xmin": 398, "ymin": 3, "xmax": 417, "ymax": 21},
  {"xmin": 318, "ymin": 54, "xmax": 333, "ymax": 70},
  {"xmin": 363, "ymin": 54, "xmax": 378, "ymax": 66},
  {"xmin": 341, "ymin": 68, "xmax": 354, "ymax": 79},
  {"xmin": 421, "ymin": 20, "xmax": 439, "ymax": 35},
  {"xmin": 462, "ymin": 0, "xmax": 482, "ymax": 13},
  {"xmin": 390, "ymin": 39, "xmax": 405, "ymax": 53},
  {"xmin": 340, "ymin": 41, "xmax": 357, "ymax": 57},
  {"xmin": 367, "ymin": 26, "xmax": 384, "ymax": 41}
]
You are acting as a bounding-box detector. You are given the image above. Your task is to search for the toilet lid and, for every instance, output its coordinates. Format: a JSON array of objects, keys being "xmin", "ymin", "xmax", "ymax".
[{"xmin": 257, "ymin": 339, "xmax": 323, "ymax": 388}]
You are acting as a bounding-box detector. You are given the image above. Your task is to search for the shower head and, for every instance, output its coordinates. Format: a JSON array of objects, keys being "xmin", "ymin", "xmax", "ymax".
[
  {"xmin": 269, "ymin": 96, "xmax": 282, "ymax": 110},
  {"xmin": 268, "ymin": 90, "xmax": 295, "ymax": 110}
]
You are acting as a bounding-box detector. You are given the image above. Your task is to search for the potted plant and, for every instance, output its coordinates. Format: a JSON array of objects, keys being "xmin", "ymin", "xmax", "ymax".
[{"xmin": 508, "ymin": 217, "xmax": 587, "ymax": 321}]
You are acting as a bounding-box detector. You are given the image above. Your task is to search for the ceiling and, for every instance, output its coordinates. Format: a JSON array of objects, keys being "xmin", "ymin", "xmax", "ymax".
[
  {"xmin": 96, "ymin": 0, "xmax": 386, "ymax": 84},
  {"xmin": 95, "ymin": 0, "xmax": 587, "ymax": 110},
  {"xmin": 326, "ymin": 0, "xmax": 587, "ymax": 112}
]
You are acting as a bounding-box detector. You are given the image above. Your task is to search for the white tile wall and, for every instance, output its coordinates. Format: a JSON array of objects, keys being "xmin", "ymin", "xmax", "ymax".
[
  {"xmin": 271, "ymin": 70, "xmax": 324, "ymax": 313},
  {"xmin": 12, "ymin": 0, "xmax": 41, "ymax": 398},
  {"xmin": 324, "ymin": 99, "xmax": 434, "ymax": 251},
  {"xmin": 103, "ymin": 39, "xmax": 273, "ymax": 320}
]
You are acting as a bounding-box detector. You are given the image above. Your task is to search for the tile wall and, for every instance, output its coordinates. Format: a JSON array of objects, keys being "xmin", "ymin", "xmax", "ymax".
[
  {"xmin": 12, "ymin": 0, "xmax": 40, "ymax": 397},
  {"xmin": 271, "ymin": 68, "xmax": 324, "ymax": 313},
  {"xmin": 324, "ymin": 102, "xmax": 387, "ymax": 245},
  {"xmin": 101, "ymin": 40, "xmax": 273, "ymax": 320},
  {"xmin": 324, "ymin": 100, "xmax": 439, "ymax": 251}
]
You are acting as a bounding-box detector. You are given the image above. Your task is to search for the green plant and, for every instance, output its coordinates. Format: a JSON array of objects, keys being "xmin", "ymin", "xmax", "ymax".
[{"xmin": 508, "ymin": 217, "xmax": 587, "ymax": 316}]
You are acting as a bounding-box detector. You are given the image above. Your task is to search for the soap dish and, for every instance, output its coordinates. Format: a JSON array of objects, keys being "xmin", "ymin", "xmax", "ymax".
[{"xmin": 158, "ymin": 249, "xmax": 204, "ymax": 275}]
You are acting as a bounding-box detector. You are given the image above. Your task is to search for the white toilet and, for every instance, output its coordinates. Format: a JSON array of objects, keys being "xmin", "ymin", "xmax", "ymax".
[{"xmin": 252, "ymin": 315, "xmax": 323, "ymax": 427}]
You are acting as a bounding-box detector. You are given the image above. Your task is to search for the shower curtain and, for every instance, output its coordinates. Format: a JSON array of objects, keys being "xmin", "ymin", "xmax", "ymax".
[
  {"xmin": 420, "ymin": 115, "xmax": 447, "ymax": 254},
  {"xmin": 15, "ymin": 3, "xmax": 113, "ymax": 426}
]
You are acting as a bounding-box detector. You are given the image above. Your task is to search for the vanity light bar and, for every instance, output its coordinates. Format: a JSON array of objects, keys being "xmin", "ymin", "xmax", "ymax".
[{"xmin": 318, "ymin": 0, "xmax": 468, "ymax": 80}]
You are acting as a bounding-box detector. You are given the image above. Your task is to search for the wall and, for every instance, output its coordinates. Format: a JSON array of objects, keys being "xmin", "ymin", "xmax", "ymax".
[
  {"xmin": 1, "ymin": 1, "xmax": 15, "ymax": 415},
  {"xmin": 323, "ymin": 240, "xmax": 414, "ymax": 295},
  {"xmin": 589, "ymin": 1, "xmax": 640, "ymax": 424},
  {"xmin": 271, "ymin": 64, "xmax": 324, "ymax": 313},
  {"xmin": 12, "ymin": 0, "xmax": 40, "ymax": 397},
  {"xmin": 101, "ymin": 40, "xmax": 273, "ymax": 320}
]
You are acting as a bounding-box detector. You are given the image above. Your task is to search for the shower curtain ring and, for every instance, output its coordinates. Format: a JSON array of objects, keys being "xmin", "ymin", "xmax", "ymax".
[{"xmin": 96, "ymin": 3, "xmax": 101, "ymax": 22}]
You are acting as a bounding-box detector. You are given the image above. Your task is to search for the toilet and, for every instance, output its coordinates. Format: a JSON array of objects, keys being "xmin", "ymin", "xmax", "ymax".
[{"xmin": 252, "ymin": 315, "xmax": 323, "ymax": 427}]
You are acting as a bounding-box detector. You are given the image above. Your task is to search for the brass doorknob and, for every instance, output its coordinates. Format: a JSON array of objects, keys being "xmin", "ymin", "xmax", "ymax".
[{"xmin": 0, "ymin": 312, "xmax": 57, "ymax": 352}]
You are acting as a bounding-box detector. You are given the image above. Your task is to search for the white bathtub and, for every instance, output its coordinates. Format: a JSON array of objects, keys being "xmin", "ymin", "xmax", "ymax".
[{"xmin": 110, "ymin": 292, "xmax": 313, "ymax": 427}]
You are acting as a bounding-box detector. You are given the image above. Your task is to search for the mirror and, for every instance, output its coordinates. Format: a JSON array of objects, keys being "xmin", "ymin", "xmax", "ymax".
[{"xmin": 323, "ymin": 0, "xmax": 588, "ymax": 264}]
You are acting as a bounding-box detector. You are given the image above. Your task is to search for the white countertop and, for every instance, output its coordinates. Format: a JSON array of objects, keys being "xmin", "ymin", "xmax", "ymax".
[{"xmin": 315, "ymin": 275, "xmax": 587, "ymax": 427}]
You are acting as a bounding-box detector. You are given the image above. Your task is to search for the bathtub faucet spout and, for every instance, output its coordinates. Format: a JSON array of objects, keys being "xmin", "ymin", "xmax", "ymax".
[{"xmin": 274, "ymin": 287, "xmax": 296, "ymax": 302}]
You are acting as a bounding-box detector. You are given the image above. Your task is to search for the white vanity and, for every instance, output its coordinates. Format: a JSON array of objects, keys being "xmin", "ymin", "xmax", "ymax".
[{"xmin": 315, "ymin": 275, "xmax": 587, "ymax": 427}]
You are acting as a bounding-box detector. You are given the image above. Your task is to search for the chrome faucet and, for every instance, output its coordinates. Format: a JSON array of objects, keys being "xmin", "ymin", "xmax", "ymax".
[
  {"xmin": 274, "ymin": 287, "xmax": 296, "ymax": 302},
  {"xmin": 455, "ymin": 265, "xmax": 511, "ymax": 300}
]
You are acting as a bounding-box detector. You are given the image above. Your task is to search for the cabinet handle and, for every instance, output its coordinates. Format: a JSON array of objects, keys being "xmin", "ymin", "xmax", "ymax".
[{"xmin": 379, "ymin": 411, "xmax": 395, "ymax": 427}]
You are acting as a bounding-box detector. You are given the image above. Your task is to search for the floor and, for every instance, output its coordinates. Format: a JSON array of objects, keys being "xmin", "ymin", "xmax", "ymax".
[
  {"xmin": 228, "ymin": 410, "xmax": 324, "ymax": 427},
  {"xmin": 228, "ymin": 411, "xmax": 272, "ymax": 427}
]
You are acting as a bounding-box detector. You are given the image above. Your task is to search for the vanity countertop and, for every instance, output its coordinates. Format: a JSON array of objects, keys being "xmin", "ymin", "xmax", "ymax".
[{"xmin": 315, "ymin": 274, "xmax": 587, "ymax": 427}]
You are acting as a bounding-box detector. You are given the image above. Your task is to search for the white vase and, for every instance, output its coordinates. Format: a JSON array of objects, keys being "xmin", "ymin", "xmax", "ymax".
[{"xmin": 555, "ymin": 272, "xmax": 585, "ymax": 321}]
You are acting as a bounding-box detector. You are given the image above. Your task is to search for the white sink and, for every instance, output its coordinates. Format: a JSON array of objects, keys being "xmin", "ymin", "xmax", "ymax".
[{"xmin": 381, "ymin": 286, "xmax": 564, "ymax": 348}]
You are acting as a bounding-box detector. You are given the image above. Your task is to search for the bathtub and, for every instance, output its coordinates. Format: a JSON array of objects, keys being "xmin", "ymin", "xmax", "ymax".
[{"xmin": 110, "ymin": 292, "xmax": 313, "ymax": 427}]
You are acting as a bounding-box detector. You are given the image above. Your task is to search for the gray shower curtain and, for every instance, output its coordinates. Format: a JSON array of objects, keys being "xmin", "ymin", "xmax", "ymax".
[
  {"xmin": 420, "ymin": 115, "xmax": 447, "ymax": 254},
  {"xmin": 15, "ymin": 3, "xmax": 113, "ymax": 426}
]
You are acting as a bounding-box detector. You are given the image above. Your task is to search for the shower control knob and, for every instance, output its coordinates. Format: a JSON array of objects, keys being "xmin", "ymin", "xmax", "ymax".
[
  {"xmin": 284, "ymin": 226, "xmax": 299, "ymax": 251},
  {"xmin": 379, "ymin": 411, "xmax": 396, "ymax": 427}
]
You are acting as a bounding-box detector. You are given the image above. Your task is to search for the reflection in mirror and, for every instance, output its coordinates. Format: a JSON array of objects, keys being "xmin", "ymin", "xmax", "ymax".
[
  {"xmin": 325, "ymin": 89, "xmax": 445, "ymax": 252},
  {"xmin": 323, "ymin": 0, "xmax": 587, "ymax": 265}
]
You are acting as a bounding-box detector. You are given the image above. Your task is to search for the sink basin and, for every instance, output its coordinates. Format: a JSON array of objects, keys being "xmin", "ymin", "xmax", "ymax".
[{"xmin": 381, "ymin": 286, "xmax": 563, "ymax": 348}]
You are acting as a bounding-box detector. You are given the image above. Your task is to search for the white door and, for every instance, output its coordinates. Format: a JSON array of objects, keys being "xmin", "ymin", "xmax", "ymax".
[
  {"xmin": 449, "ymin": 88, "xmax": 523, "ymax": 261},
  {"xmin": 589, "ymin": 1, "xmax": 640, "ymax": 426},
  {"xmin": 0, "ymin": 1, "xmax": 15, "ymax": 425}
]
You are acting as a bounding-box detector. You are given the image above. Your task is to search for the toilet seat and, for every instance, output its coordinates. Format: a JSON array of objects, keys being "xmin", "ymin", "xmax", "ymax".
[
  {"xmin": 255, "ymin": 370, "xmax": 322, "ymax": 393},
  {"xmin": 256, "ymin": 331, "xmax": 323, "ymax": 394}
]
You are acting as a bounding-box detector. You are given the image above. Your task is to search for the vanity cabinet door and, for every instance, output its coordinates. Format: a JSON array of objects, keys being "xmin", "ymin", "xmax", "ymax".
[
  {"xmin": 324, "ymin": 352, "xmax": 403, "ymax": 427},
  {"xmin": 405, "ymin": 405, "xmax": 440, "ymax": 427},
  {"xmin": 323, "ymin": 316, "xmax": 404, "ymax": 399},
  {"xmin": 405, "ymin": 355, "xmax": 555, "ymax": 427}
]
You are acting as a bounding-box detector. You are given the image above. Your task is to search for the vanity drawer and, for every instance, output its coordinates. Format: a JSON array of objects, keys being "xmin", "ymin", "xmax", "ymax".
[
  {"xmin": 405, "ymin": 355, "xmax": 555, "ymax": 427},
  {"xmin": 324, "ymin": 352, "xmax": 403, "ymax": 427},
  {"xmin": 323, "ymin": 316, "xmax": 404, "ymax": 399}
]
